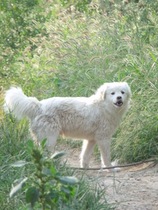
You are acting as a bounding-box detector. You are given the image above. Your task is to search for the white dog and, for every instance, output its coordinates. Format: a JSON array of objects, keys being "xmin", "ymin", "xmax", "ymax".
[{"xmin": 5, "ymin": 82, "xmax": 131, "ymax": 170}]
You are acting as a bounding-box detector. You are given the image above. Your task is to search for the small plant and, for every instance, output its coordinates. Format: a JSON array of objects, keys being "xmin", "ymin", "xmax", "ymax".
[{"xmin": 9, "ymin": 139, "xmax": 78, "ymax": 209}]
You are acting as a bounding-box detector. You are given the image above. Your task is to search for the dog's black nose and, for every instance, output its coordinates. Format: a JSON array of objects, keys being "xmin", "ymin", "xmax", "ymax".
[{"xmin": 117, "ymin": 96, "xmax": 122, "ymax": 100}]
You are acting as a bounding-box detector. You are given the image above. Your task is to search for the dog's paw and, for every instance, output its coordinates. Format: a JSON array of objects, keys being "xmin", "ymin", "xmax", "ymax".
[
  {"xmin": 101, "ymin": 160, "xmax": 121, "ymax": 172},
  {"xmin": 110, "ymin": 159, "xmax": 121, "ymax": 172},
  {"xmin": 109, "ymin": 167, "xmax": 121, "ymax": 172},
  {"xmin": 99, "ymin": 166, "xmax": 121, "ymax": 173}
]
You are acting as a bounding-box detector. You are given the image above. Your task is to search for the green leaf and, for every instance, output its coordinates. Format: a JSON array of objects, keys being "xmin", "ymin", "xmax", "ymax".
[
  {"xmin": 10, "ymin": 177, "xmax": 28, "ymax": 198},
  {"xmin": 57, "ymin": 176, "xmax": 79, "ymax": 185},
  {"xmin": 26, "ymin": 186, "xmax": 39, "ymax": 207},
  {"xmin": 51, "ymin": 151, "xmax": 66, "ymax": 160},
  {"xmin": 11, "ymin": 160, "xmax": 28, "ymax": 167},
  {"xmin": 27, "ymin": 140, "xmax": 34, "ymax": 152},
  {"xmin": 41, "ymin": 138, "xmax": 47, "ymax": 149},
  {"xmin": 42, "ymin": 167, "xmax": 51, "ymax": 176},
  {"xmin": 32, "ymin": 149, "xmax": 42, "ymax": 161},
  {"xmin": 60, "ymin": 185, "xmax": 71, "ymax": 195},
  {"xmin": 50, "ymin": 165, "xmax": 57, "ymax": 176}
]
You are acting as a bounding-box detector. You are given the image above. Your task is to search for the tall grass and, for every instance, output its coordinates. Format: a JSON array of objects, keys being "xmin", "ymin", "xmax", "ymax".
[{"xmin": 0, "ymin": 115, "xmax": 29, "ymax": 209}]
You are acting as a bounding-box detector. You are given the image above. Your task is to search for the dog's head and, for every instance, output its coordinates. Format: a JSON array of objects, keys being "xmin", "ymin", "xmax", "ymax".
[{"xmin": 96, "ymin": 82, "xmax": 131, "ymax": 109}]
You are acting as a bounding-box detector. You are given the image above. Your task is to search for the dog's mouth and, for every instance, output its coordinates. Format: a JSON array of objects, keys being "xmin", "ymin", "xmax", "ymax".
[{"xmin": 114, "ymin": 100, "xmax": 123, "ymax": 107}]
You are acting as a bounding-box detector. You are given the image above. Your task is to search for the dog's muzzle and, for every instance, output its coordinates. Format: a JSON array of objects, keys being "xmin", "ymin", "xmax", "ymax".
[{"xmin": 114, "ymin": 100, "xmax": 123, "ymax": 107}]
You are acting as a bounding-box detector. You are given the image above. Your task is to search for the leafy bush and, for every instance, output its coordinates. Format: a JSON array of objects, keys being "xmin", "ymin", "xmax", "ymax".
[{"xmin": 10, "ymin": 140, "xmax": 79, "ymax": 209}]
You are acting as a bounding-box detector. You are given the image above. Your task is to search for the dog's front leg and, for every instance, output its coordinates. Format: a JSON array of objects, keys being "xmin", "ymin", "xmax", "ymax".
[
  {"xmin": 80, "ymin": 140, "xmax": 96, "ymax": 168},
  {"xmin": 97, "ymin": 139, "xmax": 112, "ymax": 168},
  {"xmin": 97, "ymin": 139, "xmax": 120, "ymax": 172}
]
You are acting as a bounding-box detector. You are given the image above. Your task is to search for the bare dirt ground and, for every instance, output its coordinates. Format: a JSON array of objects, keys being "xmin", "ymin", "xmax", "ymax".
[{"xmin": 56, "ymin": 142, "xmax": 158, "ymax": 210}]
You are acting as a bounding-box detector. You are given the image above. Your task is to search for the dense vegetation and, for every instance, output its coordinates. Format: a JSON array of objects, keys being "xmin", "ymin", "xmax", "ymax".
[{"xmin": 0, "ymin": 0, "xmax": 158, "ymax": 209}]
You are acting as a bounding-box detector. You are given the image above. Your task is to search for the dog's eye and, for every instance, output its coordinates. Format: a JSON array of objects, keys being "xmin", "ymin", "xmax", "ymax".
[
  {"xmin": 111, "ymin": 92, "xmax": 115, "ymax": 95},
  {"xmin": 121, "ymin": 91, "xmax": 125, "ymax": 94}
]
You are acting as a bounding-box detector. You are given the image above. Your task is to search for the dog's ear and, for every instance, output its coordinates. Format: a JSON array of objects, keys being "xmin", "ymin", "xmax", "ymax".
[
  {"xmin": 123, "ymin": 82, "xmax": 132, "ymax": 98},
  {"xmin": 95, "ymin": 84, "xmax": 107, "ymax": 100}
]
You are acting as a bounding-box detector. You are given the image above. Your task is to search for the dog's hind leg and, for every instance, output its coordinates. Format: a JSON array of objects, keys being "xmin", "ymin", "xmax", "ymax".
[
  {"xmin": 31, "ymin": 129, "xmax": 59, "ymax": 153},
  {"xmin": 80, "ymin": 140, "xmax": 96, "ymax": 168},
  {"xmin": 45, "ymin": 131, "xmax": 59, "ymax": 153},
  {"xmin": 30, "ymin": 115, "xmax": 61, "ymax": 153}
]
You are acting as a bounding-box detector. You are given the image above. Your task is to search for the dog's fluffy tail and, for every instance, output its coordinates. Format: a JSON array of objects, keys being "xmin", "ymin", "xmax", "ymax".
[{"xmin": 4, "ymin": 87, "xmax": 41, "ymax": 120}]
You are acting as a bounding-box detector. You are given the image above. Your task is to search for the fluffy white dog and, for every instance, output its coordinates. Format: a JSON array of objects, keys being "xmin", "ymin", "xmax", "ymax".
[{"xmin": 5, "ymin": 82, "xmax": 131, "ymax": 170}]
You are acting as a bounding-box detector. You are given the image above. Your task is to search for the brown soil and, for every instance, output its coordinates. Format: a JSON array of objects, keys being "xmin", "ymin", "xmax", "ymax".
[{"xmin": 56, "ymin": 142, "xmax": 158, "ymax": 210}]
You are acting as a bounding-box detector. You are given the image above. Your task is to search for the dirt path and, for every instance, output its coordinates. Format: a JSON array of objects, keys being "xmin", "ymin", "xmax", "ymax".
[
  {"xmin": 99, "ymin": 163, "xmax": 158, "ymax": 210},
  {"xmin": 56, "ymin": 143, "xmax": 158, "ymax": 210}
]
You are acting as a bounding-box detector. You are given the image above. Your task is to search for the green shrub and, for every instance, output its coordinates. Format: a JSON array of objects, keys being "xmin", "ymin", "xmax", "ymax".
[{"xmin": 9, "ymin": 140, "xmax": 79, "ymax": 209}]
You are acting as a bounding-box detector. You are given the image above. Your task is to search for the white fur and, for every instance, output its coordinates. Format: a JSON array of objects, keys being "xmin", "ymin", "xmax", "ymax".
[{"xmin": 4, "ymin": 82, "xmax": 131, "ymax": 170}]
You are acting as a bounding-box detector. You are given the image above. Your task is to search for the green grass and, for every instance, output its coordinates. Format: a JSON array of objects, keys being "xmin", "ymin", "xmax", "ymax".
[
  {"xmin": 0, "ymin": 115, "xmax": 29, "ymax": 209},
  {"xmin": 0, "ymin": 0, "xmax": 158, "ymax": 209}
]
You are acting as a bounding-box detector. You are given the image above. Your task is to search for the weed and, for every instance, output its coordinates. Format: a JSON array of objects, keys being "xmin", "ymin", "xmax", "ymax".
[{"xmin": 9, "ymin": 139, "xmax": 79, "ymax": 209}]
